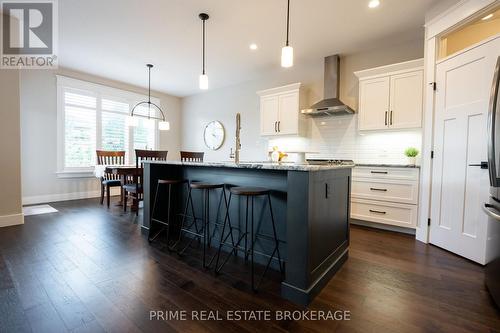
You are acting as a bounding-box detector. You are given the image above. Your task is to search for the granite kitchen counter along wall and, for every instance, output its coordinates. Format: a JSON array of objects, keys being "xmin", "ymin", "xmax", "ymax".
[{"xmin": 269, "ymin": 114, "xmax": 422, "ymax": 165}]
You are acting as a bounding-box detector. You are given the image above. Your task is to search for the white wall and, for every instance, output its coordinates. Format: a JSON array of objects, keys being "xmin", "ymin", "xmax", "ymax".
[
  {"xmin": 0, "ymin": 66, "xmax": 23, "ymax": 226},
  {"xmin": 181, "ymin": 39, "xmax": 424, "ymax": 163},
  {"xmin": 20, "ymin": 68, "xmax": 182, "ymax": 205}
]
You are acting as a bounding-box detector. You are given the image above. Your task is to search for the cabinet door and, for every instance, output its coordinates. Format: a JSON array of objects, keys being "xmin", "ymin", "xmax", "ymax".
[
  {"xmin": 277, "ymin": 92, "xmax": 299, "ymax": 135},
  {"xmin": 260, "ymin": 95, "xmax": 279, "ymax": 135},
  {"xmin": 359, "ymin": 77, "xmax": 390, "ymax": 130},
  {"xmin": 389, "ymin": 70, "xmax": 423, "ymax": 129}
]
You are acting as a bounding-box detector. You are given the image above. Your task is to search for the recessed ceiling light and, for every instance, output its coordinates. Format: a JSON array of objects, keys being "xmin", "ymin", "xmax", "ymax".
[
  {"xmin": 368, "ymin": 0, "xmax": 380, "ymax": 8},
  {"xmin": 249, "ymin": 43, "xmax": 258, "ymax": 50},
  {"xmin": 482, "ymin": 13, "xmax": 494, "ymax": 20}
]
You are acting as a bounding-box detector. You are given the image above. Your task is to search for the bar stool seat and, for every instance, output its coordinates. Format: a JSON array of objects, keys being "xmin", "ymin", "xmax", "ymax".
[
  {"xmin": 158, "ymin": 179, "xmax": 186, "ymax": 185},
  {"xmin": 190, "ymin": 182, "xmax": 225, "ymax": 190},
  {"xmin": 230, "ymin": 187, "xmax": 269, "ymax": 196}
]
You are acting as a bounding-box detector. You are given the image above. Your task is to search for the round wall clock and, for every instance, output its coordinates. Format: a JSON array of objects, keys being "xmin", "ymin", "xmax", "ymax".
[{"xmin": 204, "ymin": 121, "xmax": 225, "ymax": 150}]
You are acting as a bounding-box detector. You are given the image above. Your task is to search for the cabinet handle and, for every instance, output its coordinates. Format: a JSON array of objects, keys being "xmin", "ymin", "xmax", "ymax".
[
  {"xmin": 325, "ymin": 183, "xmax": 329, "ymax": 198},
  {"xmin": 278, "ymin": 121, "xmax": 280, "ymax": 132},
  {"xmin": 369, "ymin": 209, "xmax": 387, "ymax": 214},
  {"xmin": 390, "ymin": 111, "xmax": 393, "ymax": 125},
  {"xmin": 370, "ymin": 187, "xmax": 388, "ymax": 192},
  {"xmin": 370, "ymin": 171, "xmax": 388, "ymax": 174},
  {"xmin": 385, "ymin": 111, "xmax": 388, "ymax": 126},
  {"xmin": 274, "ymin": 121, "xmax": 277, "ymax": 133}
]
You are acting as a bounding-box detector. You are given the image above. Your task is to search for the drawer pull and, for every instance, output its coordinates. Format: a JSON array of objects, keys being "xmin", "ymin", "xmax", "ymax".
[
  {"xmin": 370, "ymin": 171, "xmax": 388, "ymax": 174},
  {"xmin": 369, "ymin": 209, "xmax": 387, "ymax": 214},
  {"xmin": 370, "ymin": 187, "xmax": 387, "ymax": 192}
]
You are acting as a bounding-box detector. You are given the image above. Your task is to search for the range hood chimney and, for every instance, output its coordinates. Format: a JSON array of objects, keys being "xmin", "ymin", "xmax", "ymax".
[{"xmin": 302, "ymin": 55, "xmax": 354, "ymax": 116}]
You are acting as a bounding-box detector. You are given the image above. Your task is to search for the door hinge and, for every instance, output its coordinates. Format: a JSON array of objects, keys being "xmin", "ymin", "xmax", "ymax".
[
  {"xmin": 431, "ymin": 150, "xmax": 434, "ymax": 159},
  {"xmin": 427, "ymin": 218, "xmax": 431, "ymax": 226}
]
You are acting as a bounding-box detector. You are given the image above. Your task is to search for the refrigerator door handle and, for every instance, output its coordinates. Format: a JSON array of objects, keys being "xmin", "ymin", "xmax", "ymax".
[
  {"xmin": 483, "ymin": 203, "xmax": 500, "ymax": 221},
  {"xmin": 487, "ymin": 56, "xmax": 500, "ymax": 187}
]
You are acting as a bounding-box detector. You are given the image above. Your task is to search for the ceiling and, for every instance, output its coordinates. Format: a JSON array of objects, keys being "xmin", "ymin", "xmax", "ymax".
[{"xmin": 58, "ymin": 0, "xmax": 440, "ymax": 97}]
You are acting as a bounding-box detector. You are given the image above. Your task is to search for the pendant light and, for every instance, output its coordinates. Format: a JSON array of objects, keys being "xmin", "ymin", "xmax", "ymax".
[
  {"xmin": 281, "ymin": 0, "xmax": 293, "ymax": 68},
  {"xmin": 127, "ymin": 64, "xmax": 170, "ymax": 131},
  {"xmin": 199, "ymin": 13, "xmax": 209, "ymax": 90}
]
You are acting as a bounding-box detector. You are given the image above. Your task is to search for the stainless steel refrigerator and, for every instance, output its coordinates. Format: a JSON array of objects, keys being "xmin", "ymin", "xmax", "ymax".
[{"xmin": 484, "ymin": 55, "xmax": 500, "ymax": 307}]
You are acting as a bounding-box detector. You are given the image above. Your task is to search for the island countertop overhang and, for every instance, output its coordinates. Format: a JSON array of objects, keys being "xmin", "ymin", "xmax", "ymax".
[{"xmin": 143, "ymin": 160, "xmax": 354, "ymax": 172}]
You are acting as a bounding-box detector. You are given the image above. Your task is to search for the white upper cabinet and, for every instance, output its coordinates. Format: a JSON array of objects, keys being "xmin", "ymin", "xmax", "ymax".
[
  {"xmin": 390, "ymin": 71, "xmax": 423, "ymax": 129},
  {"xmin": 257, "ymin": 83, "xmax": 306, "ymax": 136},
  {"xmin": 359, "ymin": 77, "xmax": 390, "ymax": 130},
  {"xmin": 260, "ymin": 95, "xmax": 280, "ymax": 135},
  {"xmin": 355, "ymin": 59, "xmax": 424, "ymax": 131}
]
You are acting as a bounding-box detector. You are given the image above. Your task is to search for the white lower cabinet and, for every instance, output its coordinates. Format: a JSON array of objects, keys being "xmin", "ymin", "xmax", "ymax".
[
  {"xmin": 351, "ymin": 167, "xmax": 419, "ymax": 229},
  {"xmin": 351, "ymin": 198, "xmax": 418, "ymax": 229}
]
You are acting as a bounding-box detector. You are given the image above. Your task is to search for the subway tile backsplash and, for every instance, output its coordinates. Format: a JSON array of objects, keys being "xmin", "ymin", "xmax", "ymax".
[{"xmin": 268, "ymin": 114, "xmax": 422, "ymax": 165}]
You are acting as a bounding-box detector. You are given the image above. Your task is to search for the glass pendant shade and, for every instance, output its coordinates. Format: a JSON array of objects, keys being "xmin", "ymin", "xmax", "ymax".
[
  {"xmin": 281, "ymin": 45, "xmax": 294, "ymax": 68},
  {"xmin": 199, "ymin": 74, "xmax": 209, "ymax": 90},
  {"xmin": 158, "ymin": 121, "xmax": 170, "ymax": 131}
]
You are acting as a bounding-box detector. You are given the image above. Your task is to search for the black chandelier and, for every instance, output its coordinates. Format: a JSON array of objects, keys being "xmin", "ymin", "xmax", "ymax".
[{"xmin": 128, "ymin": 64, "xmax": 170, "ymax": 130}]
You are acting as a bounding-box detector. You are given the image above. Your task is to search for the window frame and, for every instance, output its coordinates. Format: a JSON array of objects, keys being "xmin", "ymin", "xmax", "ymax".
[{"xmin": 56, "ymin": 75, "xmax": 160, "ymax": 178}]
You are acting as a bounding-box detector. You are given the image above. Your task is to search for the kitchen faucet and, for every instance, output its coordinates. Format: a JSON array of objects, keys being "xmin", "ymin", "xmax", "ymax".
[{"xmin": 229, "ymin": 113, "xmax": 241, "ymax": 164}]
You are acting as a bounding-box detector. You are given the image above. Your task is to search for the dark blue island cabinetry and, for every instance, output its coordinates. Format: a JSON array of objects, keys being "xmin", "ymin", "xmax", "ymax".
[{"xmin": 142, "ymin": 161, "xmax": 352, "ymax": 305}]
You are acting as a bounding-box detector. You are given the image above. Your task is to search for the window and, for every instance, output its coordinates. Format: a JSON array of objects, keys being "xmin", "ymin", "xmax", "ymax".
[{"xmin": 57, "ymin": 76, "xmax": 160, "ymax": 176}]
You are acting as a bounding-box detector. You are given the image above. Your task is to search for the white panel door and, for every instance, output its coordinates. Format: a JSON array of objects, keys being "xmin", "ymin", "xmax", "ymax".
[
  {"xmin": 260, "ymin": 95, "xmax": 279, "ymax": 135},
  {"xmin": 389, "ymin": 70, "xmax": 423, "ymax": 129},
  {"xmin": 359, "ymin": 77, "xmax": 390, "ymax": 130},
  {"xmin": 430, "ymin": 36, "xmax": 500, "ymax": 264},
  {"xmin": 277, "ymin": 91, "xmax": 299, "ymax": 135}
]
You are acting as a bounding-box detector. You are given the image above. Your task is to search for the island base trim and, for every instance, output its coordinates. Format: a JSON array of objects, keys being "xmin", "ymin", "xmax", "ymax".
[{"xmin": 281, "ymin": 248, "xmax": 348, "ymax": 305}]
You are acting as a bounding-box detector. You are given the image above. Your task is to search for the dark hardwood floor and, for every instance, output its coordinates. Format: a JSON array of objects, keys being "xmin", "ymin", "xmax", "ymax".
[{"xmin": 1, "ymin": 198, "xmax": 499, "ymax": 333}]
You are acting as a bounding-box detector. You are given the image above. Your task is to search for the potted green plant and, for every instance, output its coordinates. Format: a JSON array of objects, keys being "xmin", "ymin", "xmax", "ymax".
[{"xmin": 404, "ymin": 147, "xmax": 419, "ymax": 166}]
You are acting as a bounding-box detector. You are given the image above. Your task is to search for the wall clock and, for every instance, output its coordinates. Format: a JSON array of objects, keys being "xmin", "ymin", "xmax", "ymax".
[{"xmin": 204, "ymin": 121, "xmax": 225, "ymax": 150}]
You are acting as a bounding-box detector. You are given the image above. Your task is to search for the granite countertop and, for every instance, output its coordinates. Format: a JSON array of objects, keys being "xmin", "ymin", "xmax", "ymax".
[
  {"xmin": 355, "ymin": 163, "xmax": 420, "ymax": 168},
  {"xmin": 145, "ymin": 160, "xmax": 355, "ymax": 172}
]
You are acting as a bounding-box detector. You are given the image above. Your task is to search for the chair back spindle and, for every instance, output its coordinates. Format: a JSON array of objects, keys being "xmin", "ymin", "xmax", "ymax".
[
  {"xmin": 180, "ymin": 151, "xmax": 204, "ymax": 162},
  {"xmin": 96, "ymin": 150, "xmax": 126, "ymax": 180}
]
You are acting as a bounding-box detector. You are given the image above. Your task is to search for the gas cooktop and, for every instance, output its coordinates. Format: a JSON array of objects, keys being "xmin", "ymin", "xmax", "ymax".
[{"xmin": 306, "ymin": 159, "xmax": 355, "ymax": 166}]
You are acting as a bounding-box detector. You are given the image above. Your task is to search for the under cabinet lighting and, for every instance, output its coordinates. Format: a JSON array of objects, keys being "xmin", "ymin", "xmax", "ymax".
[
  {"xmin": 482, "ymin": 13, "xmax": 494, "ymax": 21},
  {"xmin": 368, "ymin": 0, "xmax": 380, "ymax": 8}
]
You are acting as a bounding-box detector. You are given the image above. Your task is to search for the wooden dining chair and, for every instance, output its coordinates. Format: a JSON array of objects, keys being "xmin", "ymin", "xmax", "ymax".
[
  {"xmin": 180, "ymin": 151, "xmax": 204, "ymax": 162},
  {"xmin": 123, "ymin": 149, "xmax": 168, "ymax": 215},
  {"xmin": 96, "ymin": 150, "xmax": 126, "ymax": 208}
]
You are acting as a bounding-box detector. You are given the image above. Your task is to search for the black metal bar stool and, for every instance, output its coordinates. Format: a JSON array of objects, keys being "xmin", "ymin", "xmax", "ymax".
[
  {"xmin": 149, "ymin": 179, "xmax": 187, "ymax": 245},
  {"xmin": 172, "ymin": 182, "xmax": 235, "ymax": 268},
  {"xmin": 215, "ymin": 186, "xmax": 284, "ymax": 292}
]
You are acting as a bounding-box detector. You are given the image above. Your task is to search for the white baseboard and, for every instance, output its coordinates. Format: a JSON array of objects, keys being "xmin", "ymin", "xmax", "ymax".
[
  {"xmin": 0, "ymin": 213, "xmax": 24, "ymax": 227},
  {"xmin": 23, "ymin": 188, "xmax": 121, "ymax": 205},
  {"xmin": 351, "ymin": 219, "xmax": 416, "ymax": 235}
]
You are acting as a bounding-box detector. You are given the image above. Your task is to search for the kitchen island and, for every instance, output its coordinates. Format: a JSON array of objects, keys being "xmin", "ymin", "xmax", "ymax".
[{"xmin": 142, "ymin": 160, "xmax": 353, "ymax": 305}]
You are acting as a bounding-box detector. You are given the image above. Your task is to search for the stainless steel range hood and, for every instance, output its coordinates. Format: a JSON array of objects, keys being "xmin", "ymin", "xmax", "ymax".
[{"xmin": 301, "ymin": 55, "xmax": 354, "ymax": 116}]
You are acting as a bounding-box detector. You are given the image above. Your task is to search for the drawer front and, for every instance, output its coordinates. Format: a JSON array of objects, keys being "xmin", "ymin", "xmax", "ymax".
[
  {"xmin": 353, "ymin": 167, "xmax": 419, "ymax": 181},
  {"xmin": 351, "ymin": 179, "xmax": 418, "ymax": 204},
  {"xmin": 351, "ymin": 199, "xmax": 417, "ymax": 228}
]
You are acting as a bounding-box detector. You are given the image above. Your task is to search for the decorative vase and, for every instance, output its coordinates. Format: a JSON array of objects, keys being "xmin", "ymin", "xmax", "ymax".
[{"xmin": 407, "ymin": 156, "xmax": 416, "ymax": 165}]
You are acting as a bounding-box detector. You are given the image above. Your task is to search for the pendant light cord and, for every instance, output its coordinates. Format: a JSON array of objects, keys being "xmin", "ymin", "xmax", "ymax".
[
  {"xmin": 286, "ymin": 0, "xmax": 290, "ymax": 46},
  {"xmin": 148, "ymin": 65, "xmax": 151, "ymax": 104},
  {"xmin": 148, "ymin": 65, "xmax": 151, "ymax": 119},
  {"xmin": 202, "ymin": 19, "xmax": 206, "ymax": 75}
]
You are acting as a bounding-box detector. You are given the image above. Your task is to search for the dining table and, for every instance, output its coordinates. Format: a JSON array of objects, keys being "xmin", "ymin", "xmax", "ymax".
[{"xmin": 104, "ymin": 165, "xmax": 142, "ymax": 210}]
